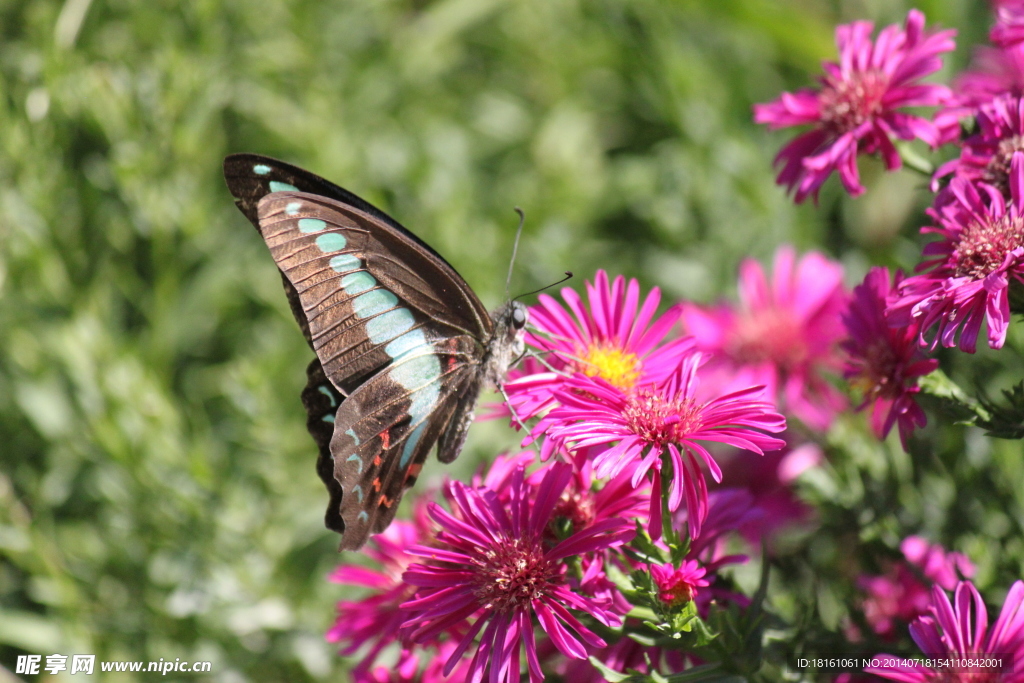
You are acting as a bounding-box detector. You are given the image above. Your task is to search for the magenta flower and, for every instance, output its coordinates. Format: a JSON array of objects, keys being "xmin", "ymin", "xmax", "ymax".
[
  {"xmin": 503, "ymin": 270, "xmax": 692, "ymax": 422},
  {"xmin": 536, "ymin": 455, "xmax": 651, "ymax": 535},
  {"xmin": 935, "ymin": 43, "xmax": 1024, "ymax": 142},
  {"xmin": 935, "ymin": 96, "xmax": 1024, "ymax": 194},
  {"xmin": 533, "ymin": 352, "xmax": 786, "ymax": 540},
  {"xmin": 901, "ymin": 536, "xmax": 976, "ymax": 589},
  {"xmin": 326, "ymin": 512, "xmax": 430, "ymax": 676},
  {"xmin": 650, "ymin": 560, "xmax": 709, "ymax": 608},
  {"xmin": 952, "ymin": 44, "xmax": 1024, "ymax": 110},
  {"xmin": 680, "ymin": 488, "xmax": 760, "ymax": 569},
  {"xmin": 994, "ymin": 1, "xmax": 1024, "ymax": 48},
  {"xmin": 401, "ymin": 463, "xmax": 634, "ymax": 683},
  {"xmin": 680, "ymin": 247, "xmax": 848, "ymax": 431},
  {"xmin": 714, "ymin": 442, "xmax": 821, "ymax": 546},
  {"xmin": 842, "ymin": 267, "xmax": 938, "ymax": 447},
  {"xmin": 866, "ymin": 581, "xmax": 1024, "ymax": 683},
  {"xmin": 754, "ymin": 10, "xmax": 955, "ymax": 203},
  {"xmin": 859, "ymin": 537, "xmax": 975, "ymax": 640},
  {"xmin": 889, "ymin": 153, "xmax": 1024, "ymax": 353}
]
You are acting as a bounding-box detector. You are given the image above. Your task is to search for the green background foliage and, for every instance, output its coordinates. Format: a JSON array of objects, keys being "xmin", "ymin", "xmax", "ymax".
[{"xmin": 1, "ymin": 0, "xmax": 1020, "ymax": 681}]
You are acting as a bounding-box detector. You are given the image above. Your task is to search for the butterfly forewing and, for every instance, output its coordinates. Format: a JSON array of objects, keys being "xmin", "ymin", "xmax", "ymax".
[{"xmin": 256, "ymin": 192, "xmax": 491, "ymax": 392}]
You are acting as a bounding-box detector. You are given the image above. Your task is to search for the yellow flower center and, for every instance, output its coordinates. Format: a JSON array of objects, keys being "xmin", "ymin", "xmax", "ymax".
[{"xmin": 575, "ymin": 344, "xmax": 642, "ymax": 390}]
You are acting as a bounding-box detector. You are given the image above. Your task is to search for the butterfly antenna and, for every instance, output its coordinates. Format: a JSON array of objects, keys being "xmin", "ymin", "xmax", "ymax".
[
  {"xmin": 513, "ymin": 271, "xmax": 573, "ymax": 303},
  {"xmin": 505, "ymin": 207, "xmax": 526, "ymax": 300}
]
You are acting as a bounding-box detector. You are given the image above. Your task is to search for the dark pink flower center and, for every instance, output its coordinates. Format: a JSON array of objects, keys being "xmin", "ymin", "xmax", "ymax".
[
  {"xmin": 472, "ymin": 537, "xmax": 559, "ymax": 614},
  {"xmin": 552, "ymin": 489, "xmax": 594, "ymax": 535},
  {"xmin": 983, "ymin": 135, "xmax": 1024, "ymax": 192},
  {"xmin": 726, "ymin": 308, "xmax": 808, "ymax": 370},
  {"xmin": 953, "ymin": 214, "xmax": 1024, "ymax": 279},
  {"xmin": 623, "ymin": 389, "xmax": 704, "ymax": 445},
  {"xmin": 849, "ymin": 339, "xmax": 903, "ymax": 400},
  {"xmin": 819, "ymin": 69, "xmax": 889, "ymax": 134}
]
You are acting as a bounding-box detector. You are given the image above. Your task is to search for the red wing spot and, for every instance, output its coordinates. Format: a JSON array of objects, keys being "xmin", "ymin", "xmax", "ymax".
[
  {"xmin": 380, "ymin": 429, "xmax": 390, "ymax": 450},
  {"xmin": 373, "ymin": 454, "xmax": 382, "ymax": 467},
  {"xmin": 372, "ymin": 478, "xmax": 382, "ymax": 492},
  {"xmin": 406, "ymin": 463, "xmax": 422, "ymax": 480},
  {"xmin": 447, "ymin": 356, "xmax": 458, "ymax": 372},
  {"xmin": 378, "ymin": 495, "xmax": 394, "ymax": 508}
]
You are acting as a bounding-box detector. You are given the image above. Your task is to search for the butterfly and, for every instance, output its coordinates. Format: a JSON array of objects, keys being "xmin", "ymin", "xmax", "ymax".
[{"xmin": 224, "ymin": 154, "xmax": 528, "ymax": 550}]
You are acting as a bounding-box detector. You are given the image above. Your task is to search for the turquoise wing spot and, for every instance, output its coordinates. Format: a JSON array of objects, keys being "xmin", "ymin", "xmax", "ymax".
[
  {"xmin": 341, "ymin": 271, "xmax": 376, "ymax": 294},
  {"xmin": 366, "ymin": 308, "xmax": 415, "ymax": 343},
  {"xmin": 330, "ymin": 253, "xmax": 361, "ymax": 273},
  {"xmin": 391, "ymin": 355, "xmax": 442, "ymax": 393},
  {"xmin": 298, "ymin": 218, "xmax": 326, "ymax": 233},
  {"xmin": 357, "ymin": 511, "xmax": 369, "ymax": 523},
  {"xmin": 385, "ymin": 329, "xmax": 430, "ymax": 359},
  {"xmin": 352, "ymin": 290, "xmax": 399, "ymax": 318},
  {"xmin": 317, "ymin": 385, "xmax": 338, "ymax": 408},
  {"xmin": 400, "ymin": 422, "xmax": 428, "ymax": 469},
  {"xmin": 345, "ymin": 429, "xmax": 360, "ymax": 446},
  {"xmin": 351, "ymin": 485, "xmax": 363, "ymax": 503},
  {"xmin": 285, "ymin": 201, "xmax": 302, "ymax": 215},
  {"xmin": 269, "ymin": 181, "xmax": 298, "ymax": 192},
  {"xmin": 315, "ymin": 233, "xmax": 347, "ymax": 253},
  {"xmin": 346, "ymin": 453, "xmax": 363, "ymax": 473},
  {"xmin": 253, "ymin": 164, "xmax": 271, "ymax": 175},
  {"xmin": 322, "ymin": 414, "xmax": 335, "ymax": 423},
  {"xmin": 407, "ymin": 381, "xmax": 441, "ymax": 439}
]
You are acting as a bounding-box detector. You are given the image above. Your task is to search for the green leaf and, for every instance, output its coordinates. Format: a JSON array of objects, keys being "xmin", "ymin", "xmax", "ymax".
[
  {"xmin": 976, "ymin": 381, "xmax": 1024, "ymax": 439},
  {"xmin": 918, "ymin": 369, "xmax": 991, "ymax": 423}
]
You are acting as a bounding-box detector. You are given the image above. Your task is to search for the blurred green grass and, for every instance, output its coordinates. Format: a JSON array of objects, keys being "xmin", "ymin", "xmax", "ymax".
[{"xmin": 0, "ymin": 0, "xmax": 1013, "ymax": 681}]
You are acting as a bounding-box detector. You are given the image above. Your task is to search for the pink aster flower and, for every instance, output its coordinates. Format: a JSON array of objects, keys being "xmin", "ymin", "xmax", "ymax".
[
  {"xmin": 502, "ymin": 270, "xmax": 693, "ymax": 421},
  {"xmin": 754, "ymin": 10, "xmax": 955, "ymax": 203},
  {"xmin": 680, "ymin": 246, "xmax": 849, "ymax": 431},
  {"xmin": 401, "ymin": 463, "xmax": 634, "ymax": 683},
  {"xmin": 994, "ymin": 1, "xmax": 1024, "ymax": 48},
  {"xmin": 889, "ymin": 153, "xmax": 1024, "ymax": 352},
  {"xmin": 650, "ymin": 560, "xmax": 710, "ymax": 608},
  {"xmin": 936, "ymin": 43, "xmax": 1024, "ymax": 142},
  {"xmin": 533, "ymin": 352, "xmax": 786, "ymax": 540},
  {"xmin": 539, "ymin": 454, "xmax": 651, "ymax": 534},
  {"xmin": 842, "ymin": 267, "xmax": 938, "ymax": 447},
  {"xmin": 327, "ymin": 509, "xmax": 432, "ymax": 676},
  {"xmin": 935, "ymin": 96, "xmax": 1024, "ymax": 193},
  {"xmin": 858, "ymin": 537, "xmax": 975, "ymax": 640},
  {"xmin": 866, "ymin": 581, "xmax": 1024, "ymax": 683},
  {"xmin": 953, "ymin": 44, "xmax": 1024, "ymax": 109},
  {"xmin": 713, "ymin": 441, "xmax": 821, "ymax": 546}
]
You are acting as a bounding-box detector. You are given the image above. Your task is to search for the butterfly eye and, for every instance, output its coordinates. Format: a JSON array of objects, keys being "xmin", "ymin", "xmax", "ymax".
[{"xmin": 511, "ymin": 306, "xmax": 527, "ymax": 330}]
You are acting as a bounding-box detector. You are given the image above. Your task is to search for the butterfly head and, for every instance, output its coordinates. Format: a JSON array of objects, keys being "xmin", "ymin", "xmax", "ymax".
[{"xmin": 484, "ymin": 301, "xmax": 529, "ymax": 385}]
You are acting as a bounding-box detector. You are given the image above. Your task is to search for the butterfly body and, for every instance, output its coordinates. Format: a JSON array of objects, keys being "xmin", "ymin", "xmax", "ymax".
[{"xmin": 224, "ymin": 154, "xmax": 526, "ymax": 550}]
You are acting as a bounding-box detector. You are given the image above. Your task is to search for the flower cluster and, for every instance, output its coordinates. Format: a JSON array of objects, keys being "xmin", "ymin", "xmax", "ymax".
[
  {"xmin": 317, "ymin": 7, "xmax": 1024, "ymax": 683},
  {"xmin": 320, "ymin": 264, "xmax": 821, "ymax": 681},
  {"xmin": 856, "ymin": 536, "xmax": 976, "ymax": 639},
  {"xmin": 867, "ymin": 581, "xmax": 1024, "ymax": 683}
]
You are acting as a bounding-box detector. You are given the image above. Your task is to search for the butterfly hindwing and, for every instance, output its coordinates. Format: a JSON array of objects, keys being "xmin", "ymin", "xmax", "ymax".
[
  {"xmin": 301, "ymin": 359, "xmax": 346, "ymax": 533},
  {"xmin": 331, "ymin": 336, "xmax": 481, "ymax": 549}
]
